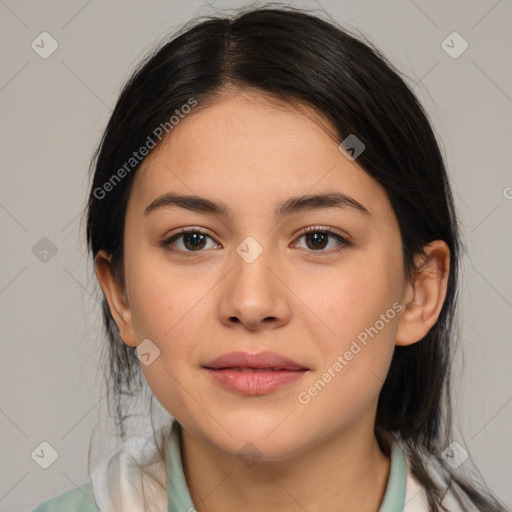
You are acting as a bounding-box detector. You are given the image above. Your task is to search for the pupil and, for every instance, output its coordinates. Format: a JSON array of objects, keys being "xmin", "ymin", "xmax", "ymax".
[
  {"xmin": 184, "ymin": 232, "xmax": 205, "ymax": 250},
  {"xmin": 307, "ymin": 232, "xmax": 327, "ymax": 250}
]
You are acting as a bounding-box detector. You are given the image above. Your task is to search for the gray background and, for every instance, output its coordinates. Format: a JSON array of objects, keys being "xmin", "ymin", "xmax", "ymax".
[{"xmin": 1, "ymin": 1, "xmax": 511, "ymax": 510}]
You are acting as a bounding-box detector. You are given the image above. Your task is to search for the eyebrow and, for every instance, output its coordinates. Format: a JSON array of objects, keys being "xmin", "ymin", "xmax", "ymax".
[{"xmin": 143, "ymin": 191, "xmax": 372, "ymax": 218}]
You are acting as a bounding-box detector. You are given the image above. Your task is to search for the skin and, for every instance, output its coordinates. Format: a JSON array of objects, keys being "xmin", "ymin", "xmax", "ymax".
[{"xmin": 95, "ymin": 90, "xmax": 450, "ymax": 512}]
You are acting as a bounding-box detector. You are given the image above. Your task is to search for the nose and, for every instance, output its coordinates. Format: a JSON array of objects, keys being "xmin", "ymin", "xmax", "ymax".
[{"xmin": 218, "ymin": 240, "xmax": 292, "ymax": 332}]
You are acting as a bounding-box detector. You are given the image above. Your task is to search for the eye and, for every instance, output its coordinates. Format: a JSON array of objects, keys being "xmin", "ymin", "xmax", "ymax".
[
  {"xmin": 160, "ymin": 225, "xmax": 352, "ymax": 257},
  {"xmin": 292, "ymin": 226, "xmax": 351, "ymax": 255},
  {"xmin": 160, "ymin": 227, "xmax": 220, "ymax": 255}
]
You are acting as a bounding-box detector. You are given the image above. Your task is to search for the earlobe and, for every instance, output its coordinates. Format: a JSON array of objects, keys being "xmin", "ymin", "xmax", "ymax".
[
  {"xmin": 94, "ymin": 250, "xmax": 137, "ymax": 347},
  {"xmin": 396, "ymin": 240, "xmax": 450, "ymax": 347}
]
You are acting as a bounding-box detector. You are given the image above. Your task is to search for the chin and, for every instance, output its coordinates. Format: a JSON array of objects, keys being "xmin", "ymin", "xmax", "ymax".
[{"xmin": 215, "ymin": 421, "xmax": 308, "ymax": 461}]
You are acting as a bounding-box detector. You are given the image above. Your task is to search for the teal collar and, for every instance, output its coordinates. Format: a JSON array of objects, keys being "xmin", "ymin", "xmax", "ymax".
[
  {"xmin": 166, "ymin": 420, "xmax": 195, "ymax": 512},
  {"xmin": 377, "ymin": 430, "xmax": 408, "ymax": 512},
  {"xmin": 167, "ymin": 422, "xmax": 407, "ymax": 512}
]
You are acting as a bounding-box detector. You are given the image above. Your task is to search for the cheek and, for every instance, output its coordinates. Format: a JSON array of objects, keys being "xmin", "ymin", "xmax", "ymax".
[
  {"xmin": 297, "ymin": 248, "xmax": 403, "ymax": 407},
  {"xmin": 126, "ymin": 254, "xmax": 207, "ymax": 416},
  {"xmin": 310, "ymin": 254, "xmax": 400, "ymax": 350},
  {"xmin": 296, "ymin": 281, "xmax": 399, "ymax": 429},
  {"xmin": 124, "ymin": 250, "xmax": 216, "ymax": 375},
  {"xmin": 125, "ymin": 248, "xmax": 194, "ymax": 337}
]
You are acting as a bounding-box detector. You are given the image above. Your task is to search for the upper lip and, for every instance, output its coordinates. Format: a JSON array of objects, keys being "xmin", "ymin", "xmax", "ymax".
[{"xmin": 203, "ymin": 351, "xmax": 308, "ymax": 371}]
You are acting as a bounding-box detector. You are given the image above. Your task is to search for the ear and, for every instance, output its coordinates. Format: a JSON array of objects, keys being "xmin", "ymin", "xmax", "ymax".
[
  {"xmin": 94, "ymin": 250, "xmax": 137, "ymax": 347},
  {"xmin": 396, "ymin": 240, "xmax": 450, "ymax": 346}
]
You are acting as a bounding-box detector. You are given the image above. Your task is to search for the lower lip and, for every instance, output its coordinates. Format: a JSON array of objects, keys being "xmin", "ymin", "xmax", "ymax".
[{"xmin": 205, "ymin": 368, "xmax": 307, "ymax": 395}]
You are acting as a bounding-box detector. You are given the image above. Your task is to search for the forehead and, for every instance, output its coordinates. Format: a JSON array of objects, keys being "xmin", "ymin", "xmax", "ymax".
[{"xmin": 128, "ymin": 92, "xmax": 390, "ymax": 222}]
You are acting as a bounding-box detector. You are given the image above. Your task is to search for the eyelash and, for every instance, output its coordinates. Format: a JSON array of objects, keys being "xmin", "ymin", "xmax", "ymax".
[{"xmin": 159, "ymin": 226, "xmax": 352, "ymax": 258}]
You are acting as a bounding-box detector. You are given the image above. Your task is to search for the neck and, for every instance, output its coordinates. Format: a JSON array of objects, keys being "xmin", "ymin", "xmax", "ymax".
[{"xmin": 179, "ymin": 416, "xmax": 391, "ymax": 512}]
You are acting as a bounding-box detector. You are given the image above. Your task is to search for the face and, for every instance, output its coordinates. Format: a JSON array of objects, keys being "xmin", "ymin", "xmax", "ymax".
[{"xmin": 106, "ymin": 91, "xmax": 411, "ymax": 459}]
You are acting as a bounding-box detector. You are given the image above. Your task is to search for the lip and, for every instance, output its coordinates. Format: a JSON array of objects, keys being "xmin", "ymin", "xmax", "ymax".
[
  {"xmin": 203, "ymin": 351, "xmax": 309, "ymax": 395},
  {"xmin": 204, "ymin": 350, "xmax": 307, "ymax": 371}
]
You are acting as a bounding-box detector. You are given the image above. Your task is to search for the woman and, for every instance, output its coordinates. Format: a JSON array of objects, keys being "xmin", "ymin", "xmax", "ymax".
[{"xmin": 31, "ymin": 5, "xmax": 509, "ymax": 512}]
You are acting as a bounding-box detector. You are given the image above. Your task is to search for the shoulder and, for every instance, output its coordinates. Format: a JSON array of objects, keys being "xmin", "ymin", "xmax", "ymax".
[
  {"xmin": 379, "ymin": 429, "xmax": 480, "ymax": 512},
  {"xmin": 397, "ymin": 442, "xmax": 480, "ymax": 512},
  {"xmin": 30, "ymin": 480, "xmax": 98, "ymax": 512},
  {"xmin": 90, "ymin": 425, "xmax": 171, "ymax": 511},
  {"xmin": 404, "ymin": 468, "xmax": 481, "ymax": 512}
]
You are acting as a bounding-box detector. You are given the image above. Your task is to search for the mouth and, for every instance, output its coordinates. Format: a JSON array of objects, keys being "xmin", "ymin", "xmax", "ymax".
[
  {"xmin": 202, "ymin": 351, "xmax": 309, "ymax": 395},
  {"xmin": 213, "ymin": 366, "xmax": 299, "ymax": 372},
  {"xmin": 204, "ymin": 367, "xmax": 308, "ymax": 395},
  {"xmin": 203, "ymin": 350, "xmax": 308, "ymax": 371}
]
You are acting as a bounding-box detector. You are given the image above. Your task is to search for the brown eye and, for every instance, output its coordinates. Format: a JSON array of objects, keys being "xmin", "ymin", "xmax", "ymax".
[
  {"xmin": 293, "ymin": 227, "xmax": 351, "ymax": 255},
  {"xmin": 160, "ymin": 228, "xmax": 219, "ymax": 254},
  {"xmin": 304, "ymin": 231, "xmax": 329, "ymax": 250},
  {"xmin": 180, "ymin": 232, "xmax": 207, "ymax": 251}
]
